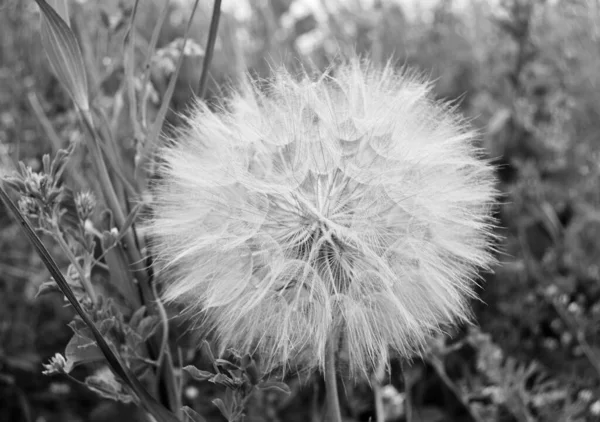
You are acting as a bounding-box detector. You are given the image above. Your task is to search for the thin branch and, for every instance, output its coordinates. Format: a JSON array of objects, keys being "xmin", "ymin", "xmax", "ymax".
[{"xmin": 140, "ymin": 0, "xmax": 171, "ymax": 131}]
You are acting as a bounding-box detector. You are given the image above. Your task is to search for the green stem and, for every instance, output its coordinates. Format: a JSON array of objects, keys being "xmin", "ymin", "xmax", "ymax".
[
  {"xmin": 403, "ymin": 363, "xmax": 413, "ymax": 422},
  {"xmin": 325, "ymin": 338, "xmax": 342, "ymax": 422},
  {"xmin": 53, "ymin": 227, "xmax": 97, "ymax": 304},
  {"xmin": 197, "ymin": 0, "xmax": 222, "ymax": 99},
  {"xmin": 79, "ymin": 109, "xmax": 180, "ymax": 415},
  {"xmin": 372, "ymin": 359, "xmax": 386, "ymax": 422},
  {"xmin": 80, "ymin": 112, "xmax": 153, "ymax": 303}
]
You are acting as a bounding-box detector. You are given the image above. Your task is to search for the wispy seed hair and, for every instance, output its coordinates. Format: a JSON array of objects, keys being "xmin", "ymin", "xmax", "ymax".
[{"xmin": 148, "ymin": 58, "xmax": 498, "ymax": 377}]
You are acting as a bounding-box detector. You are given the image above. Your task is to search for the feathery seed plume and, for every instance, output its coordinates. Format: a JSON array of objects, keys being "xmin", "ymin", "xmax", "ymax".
[{"xmin": 149, "ymin": 59, "xmax": 497, "ymax": 377}]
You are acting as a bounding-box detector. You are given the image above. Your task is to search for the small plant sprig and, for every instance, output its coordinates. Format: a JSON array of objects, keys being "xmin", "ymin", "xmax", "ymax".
[
  {"xmin": 0, "ymin": 0, "xmax": 227, "ymax": 421},
  {"xmin": 183, "ymin": 341, "xmax": 290, "ymax": 422},
  {"xmin": 5, "ymin": 147, "xmax": 98, "ymax": 304}
]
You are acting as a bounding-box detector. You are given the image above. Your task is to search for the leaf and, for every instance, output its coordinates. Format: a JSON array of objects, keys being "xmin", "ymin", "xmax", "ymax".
[
  {"xmin": 243, "ymin": 359, "xmax": 260, "ymax": 386},
  {"xmin": 210, "ymin": 373, "xmax": 238, "ymax": 389},
  {"xmin": 120, "ymin": 203, "xmax": 144, "ymax": 238},
  {"xmin": 200, "ymin": 340, "xmax": 221, "ymax": 374},
  {"xmin": 215, "ymin": 359, "xmax": 241, "ymax": 373},
  {"xmin": 35, "ymin": 0, "xmax": 89, "ymax": 111},
  {"xmin": 35, "ymin": 280, "xmax": 61, "ymax": 297},
  {"xmin": 257, "ymin": 381, "xmax": 291, "ymax": 395},
  {"xmin": 181, "ymin": 406, "xmax": 207, "ymax": 422},
  {"xmin": 85, "ymin": 367, "xmax": 136, "ymax": 404},
  {"xmin": 183, "ymin": 365, "xmax": 214, "ymax": 382},
  {"xmin": 64, "ymin": 331, "xmax": 106, "ymax": 372},
  {"xmin": 202, "ymin": 340, "xmax": 216, "ymax": 362},
  {"xmin": 136, "ymin": 315, "xmax": 159, "ymax": 342},
  {"xmin": 103, "ymin": 244, "xmax": 142, "ymax": 308},
  {"xmin": 128, "ymin": 306, "xmax": 147, "ymax": 329},
  {"xmin": 47, "ymin": 0, "xmax": 69, "ymax": 26},
  {"xmin": 211, "ymin": 398, "xmax": 230, "ymax": 421}
]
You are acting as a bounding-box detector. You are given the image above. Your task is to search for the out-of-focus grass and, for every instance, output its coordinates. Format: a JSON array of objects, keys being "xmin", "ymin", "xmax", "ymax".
[{"xmin": 2, "ymin": 0, "xmax": 600, "ymax": 421}]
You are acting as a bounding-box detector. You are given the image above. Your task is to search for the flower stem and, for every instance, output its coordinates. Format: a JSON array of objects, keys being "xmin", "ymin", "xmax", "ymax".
[
  {"xmin": 325, "ymin": 338, "xmax": 342, "ymax": 422},
  {"xmin": 53, "ymin": 228, "xmax": 97, "ymax": 304},
  {"xmin": 401, "ymin": 360, "xmax": 413, "ymax": 422}
]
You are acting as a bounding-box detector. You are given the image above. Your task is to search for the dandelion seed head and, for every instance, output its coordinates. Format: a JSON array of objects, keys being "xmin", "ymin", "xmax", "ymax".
[{"xmin": 149, "ymin": 59, "xmax": 498, "ymax": 377}]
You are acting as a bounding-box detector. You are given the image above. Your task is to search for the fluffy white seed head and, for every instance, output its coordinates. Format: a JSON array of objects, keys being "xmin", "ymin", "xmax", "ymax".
[{"xmin": 148, "ymin": 59, "xmax": 498, "ymax": 377}]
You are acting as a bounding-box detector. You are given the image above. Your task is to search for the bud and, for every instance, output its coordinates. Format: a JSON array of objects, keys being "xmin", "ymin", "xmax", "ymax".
[
  {"xmin": 18, "ymin": 196, "xmax": 41, "ymax": 219},
  {"xmin": 74, "ymin": 191, "xmax": 96, "ymax": 221}
]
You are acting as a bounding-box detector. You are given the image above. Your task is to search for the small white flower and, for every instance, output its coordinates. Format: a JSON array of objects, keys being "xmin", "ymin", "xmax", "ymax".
[
  {"xmin": 42, "ymin": 353, "xmax": 70, "ymax": 375},
  {"xmin": 185, "ymin": 385, "xmax": 200, "ymax": 400},
  {"xmin": 567, "ymin": 302, "xmax": 581, "ymax": 314},
  {"xmin": 590, "ymin": 399, "xmax": 600, "ymax": 416},
  {"xmin": 578, "ymin": 389, "xmax": 593, "ymax": 403},
  {"xmin": 149, "ymin": 59, "xmax": 498, "ymax": 376},
  {"xmin": 560, "ymin": 331, "xmax": 573, "ymax": 346},
  {"xmin": 381, "ymin": 385, "xmax": 405, "ymax": 420}
]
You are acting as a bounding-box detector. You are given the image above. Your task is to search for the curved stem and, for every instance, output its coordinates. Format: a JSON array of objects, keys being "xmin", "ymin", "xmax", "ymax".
[{"xmin": 325, "ymin": 338, "xmax": 342, "ymax": 422}]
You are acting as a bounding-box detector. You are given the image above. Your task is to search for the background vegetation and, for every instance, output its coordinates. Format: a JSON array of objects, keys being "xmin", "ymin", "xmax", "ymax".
[{"xmin": 1, "ymin": 0, "xmax": 600, "ymax": 420}]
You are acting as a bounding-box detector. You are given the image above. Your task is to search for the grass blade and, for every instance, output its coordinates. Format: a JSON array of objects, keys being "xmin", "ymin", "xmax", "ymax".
[
  {"xmin": 140, "ymin": 0, "xmax": 171, "ymax": 131},
  {"xmin": 35, "ymin": 0, "xmax": 89, "ymax": 112},
  {"xmin": 197, "ymin": 0, "xmax": 222, "ymax": 99},
  {"xmin": 47, "ymin": 0, "xmax": 69, "ymax": 27}
]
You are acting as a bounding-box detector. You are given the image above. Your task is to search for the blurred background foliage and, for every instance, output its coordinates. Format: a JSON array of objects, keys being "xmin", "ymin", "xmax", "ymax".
[{"xmin": 2, "ymin": 0, "xmax": 600, "ymax": 420}]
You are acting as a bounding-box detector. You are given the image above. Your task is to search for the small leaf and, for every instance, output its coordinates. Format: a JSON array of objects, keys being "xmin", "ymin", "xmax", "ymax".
[
  {"xmin": 202, "ymin": 340, "xmax": 216, "ymax": 361},
  {"xmin": 244, "ymin": 360, "xmax": 260, "ymax": 386},
  {"xmin": 120, "ymin": 203, "xmax": 143, "ymax": 237},
  {"xmin": 215, "ymin": 359, "xmax": 241, "ymax": 373},
  {"xmin": 35, "ymin": 0, "xmax": 89, "ymax": 111},
  {"xmin": 85, "ymin": 366, "xmax": 136, "ymax": 404},
  {"xmin": 211, "ymin": 398, "xmax": 230, "ymax": 421},
  {"xmin": 209, "ymin": 373, "xmax": 240, "ymax": 390},
  {"xmin": 68, "ymin": 318, "xmax": 95, "ymax": 341},
  {"xmin": 181, "ymin": 406, "xmax": 207, "ymax": 422},
  {"xmin": 128, "ymin": 306, "xmax": 147, "ymax": 329},
  {"xmin": 64, "ymin": 332, "xmax": 106, "ymax": 371},
  {"xmin": 137, "ymin": 315, "xmax": 159, "ymax": 342},
  {"xmin": 36, "ymin": 280, "xmax": 60, "ymax": 297},
  {"xmin": 183, "ymin": 365, "xmax": 214, "ymax": 382},
  {"xmin": 103, "ymin": 244, "xmax": 142, "ymax": 308},
  {"xmin": 257, "ymin": 381, "xmax": 291, "ymax": 395}
]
